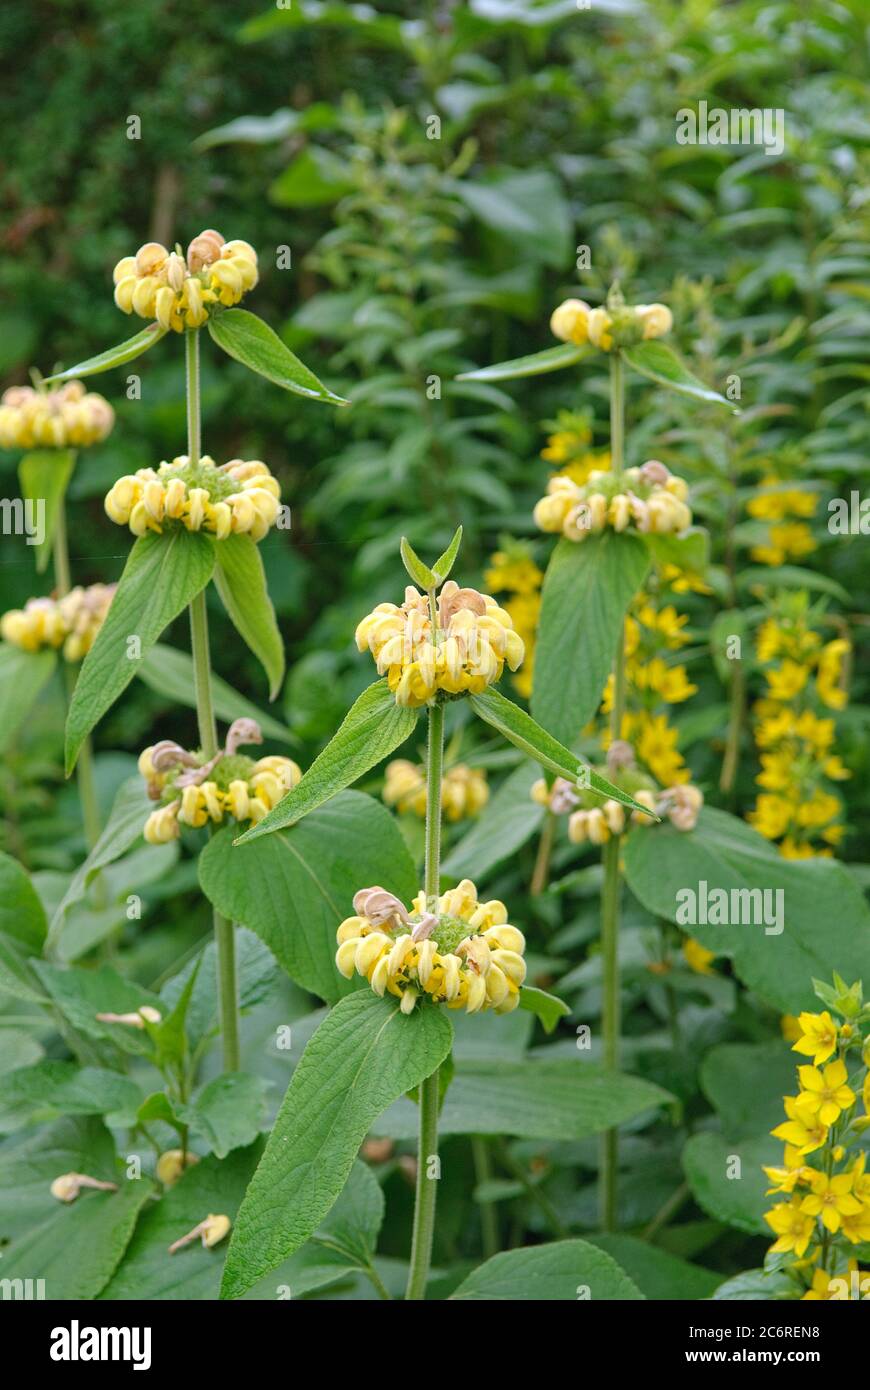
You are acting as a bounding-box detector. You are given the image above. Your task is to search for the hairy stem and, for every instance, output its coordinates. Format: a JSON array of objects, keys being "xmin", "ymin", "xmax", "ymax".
[
  {"xmin": 405, "ymin": 695, "xmax": 445, "ymax": 1301},
  {"xmin": 186, "ymin": 327, "xmax": 239, "ymax": 1073}
]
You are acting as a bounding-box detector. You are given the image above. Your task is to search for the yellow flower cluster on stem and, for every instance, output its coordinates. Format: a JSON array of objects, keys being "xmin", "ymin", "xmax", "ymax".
[
  {"xmin": 762, "ymin": 992, "xmax": 870, "ymax": 1299},
  {"xmin": 0, "ymin": 381, "xmax": 114, "ymax": 450},
  {"xmin": 105, "ymin": 455, "xmax": 281, "ymax": 541},
  {"xmin": 113, "ymin": 231, "xmax": 257, "ymax": 332},
  {"xmin": 550, "ymin": 296, "xmax": 672, "ymax": 353},
  {"xmin": 355, "ymin": 578, "xmax": 524, "ymax": 707},
  {"xmin": 534, "ymin": 459, "xmax": 691, "ymax": 542},
  {"xmin": 383, "ymin": 759, "xmax": 488, "ymax": 822},
  {"xmin": 1, "ymin": 584, "xmax": 115, "ymax": 662},
  {"xmin": 336, "ymin": 880, "xmax": 527, "ymax": 1016},
  {"xmin": 140, "ymin": 735, "xmax": 301, "ymax": 845},
  {"xmin": 748, "ymin": 477, "xmax": 818, "ymax": 567},
  {"xmin": 748, "ymin": 595, "xmax": 850, "ymax": 857}
]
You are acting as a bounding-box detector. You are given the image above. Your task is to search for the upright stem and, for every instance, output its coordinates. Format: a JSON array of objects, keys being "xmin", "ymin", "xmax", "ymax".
[
  {"xmin": 55, "ymin": 499, "xmax": 101, "ymax": 850},
  {"xmin": 185, "ymin": 328, "xmax": 239, "ymax": 1074},
  {"xmin": 599, "ymin": 350, "xmax": 627, "ymax": 1232},
  {"xmin": 405, "ymin": 694, "xmax": 445, "ymax": 1301}
]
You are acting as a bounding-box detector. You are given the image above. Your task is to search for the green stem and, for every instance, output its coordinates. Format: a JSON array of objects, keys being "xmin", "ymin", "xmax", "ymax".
[
  {"xmin": 719, "ymin": 659, "xmax": 745, "ymax": 798},
  {"xmin": 472, "ymin": 1135, "xmax": 499, "ymax": 1259},
  {"xmin": 405, "ymin": 696, "xmax": 445, "ymax": 1302},
  {"xmin": 55, "ymin": 500, "xmax": 102, "ymax": 851},
  {"xmin": 530, "ymin": 809, "xmax": 555, "ymax": 896},
  {"xmin": 599, "ymin": 349, "xmax": 628, "ymax": 1232},
  {"xmin": 185, "ymin": 327, "xmax": 239, "ymax": 1073},
  {"xmin": 495, "ymin": 1138, "xmax": 568, "ymax": 1239}
]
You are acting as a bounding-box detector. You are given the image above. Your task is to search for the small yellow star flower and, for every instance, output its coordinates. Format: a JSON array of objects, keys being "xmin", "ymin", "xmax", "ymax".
[
  {"xmin": 794, "ymin": 1059, "xmax": 856, "ymax": 1128},
  {"xmin": 764, "ymin": 1197, "xmax": 815, "ymax": 1257},
  {"xmin": 799, "ymin": 1171, "xmax": 863, "ymax": 1234},
  {"xmin": 771, "ymin": 1095, "xmax": 829, "ymax": 1155},
  {"xmin": 791, "ymin": 1011, "xmax": 839, "ymax": 1066}
]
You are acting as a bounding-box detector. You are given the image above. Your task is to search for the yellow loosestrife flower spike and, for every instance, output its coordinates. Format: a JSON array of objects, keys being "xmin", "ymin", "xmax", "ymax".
[
  {"xmin": 0, "ymin": 381, "xmax": 114, "ymax": 450},
  {"xmin": 105, "ymin": 455, "xmax": 281, "ymax": 542},
  {"xmin": 113, "ymin": 230, "xmax": 258, "ymax": 332},
  {"xmin": 335, "ymin": 879, "xmax": 527, "ymax": 1016},
  {"xmin": 355, "ymin": 579, "xmax": 524, "ymax": 708}
]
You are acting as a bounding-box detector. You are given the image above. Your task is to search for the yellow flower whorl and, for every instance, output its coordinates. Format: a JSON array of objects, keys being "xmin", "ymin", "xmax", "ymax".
[
  {"xmin": 0, "ymin": 381, "xmax": 114, "ymax": 450},
  {"xmin": 335, "ymin": 879, "xmax": 527, "ymax": 1015},
  {"xmin": 355, "ymin": 579, "xmax": 525, "ymax": 708},
  {"xmin": 383, "ymin": 759, "xmax": 489, "ymax": 822},
  {"xmin": 1, "ymin": 584, "xmax": 115, "ymax": 661},
  {"xmin": 113, "ymin": 231, "xmax": 258, "ymax": 332},
  {"xmin": 105, "ymin": 455, "xmax": 281, "ymax": 542},
  {"xmin": 534, "ymin": 461, "xmax": 691, "ymax": 542},
  {"xmin": 549, "ymin": 297, "xmax": 672, "ymax": 354},
  {"xmin": 142, "ymin": 751, "xmax": 301, "ymax": 844}
]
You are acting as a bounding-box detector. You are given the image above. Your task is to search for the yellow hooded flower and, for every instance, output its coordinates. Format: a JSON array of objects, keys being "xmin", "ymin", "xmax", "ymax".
[
  {"xmin": 0, "ymin": 381, "xmax": 114, "ymax": 450},
  {"xmin": 1, "ymin": 584, "xmax": 115, "ymax": 662},
  {"xmin": 105, "ymin": 455, "xmax": 281, "ymax": 542}
]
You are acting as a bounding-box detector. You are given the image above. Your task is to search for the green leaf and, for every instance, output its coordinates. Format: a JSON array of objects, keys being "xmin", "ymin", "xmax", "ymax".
[
  {"xmin": 200, "ymin": 790, "xmax": 418, "ymax": 1003},
  {"xmin": 33, "ymin": 961, "xmax": 164, "ymax": 1057},
  {"xmin": 0, "ymin": 1115, "xmax": 115, "ymax": 1244},
  {"xmin": 0, "ymin": 644, "xmax": 57, "ymax": 755},
  {"xmin": 588, "ymin": 1234, "xmax": 721, "ymax": 1301},
  {"xmin": 432, "ymin": 524, "xmax": 463, "ymax": 583},
  {"xmin": 0, "ymin": 851, "xmax": 47, "ymax": 953},
  {"xmin": 44, "ymin": 323, "xmax": 167, "ymax": 382},
  {"xmin": 623, "ymin": 806, "xmax": 870, "ymax": 1013},
  {"xmin": 160, "ymin": 927, "xmax": 278, "ymax": 1048},
  {"xmin": 138, "ymin": 643, "xmax": 295, "ymax": 744},
  {"xmin": 235, "ymin": 680, "xmax": 418, "ymax": 843},
  {"xmin": 399, "ymin": 535, "xmax": 437, "ymax": 590},
  {"xmin": 682, "ymin": 1131, "xmax": 777, "ymax": 1235},
  {"xmin": 213, "ymin": 533, "xmax": 285, "ymax": 699},
  {"xmin": 518, "ymin": 985, "xmax": 569, "ymax": 1034},
  {"xmin": 712, "ymin": 1268, "xmax": 798, "ymax": 1301},
  {"xmin": 18, "ymin": 448, "xmax": 76, "ymax": 573},
  {"xmin": 178, "ymin": 1074, "xmax": 270, "ymax": 1159},
  {"xmin": 0, "ymin": 1061, "xmax": 141, "ymax": 1127},
  {"xmin": 442, "ymin": 761, "xmax": 543, "ymax": 882},
  {"xmin": 371, "ymin": 1058, "xmax": 673, "ymax": 1140},
  {"xmin": 220, "ymin": 992, "xmax": 453, "ymax": 1299},
  {"xmin": 208, "ymin": 308, "xmax": 349, "ymax": 406},
  {"xmin": 456, "ymin": 342, "xmax": 592, "ymax": 383},
  {"xmin": 0, "ymin": 939, "xmax": 50, "ymax": 1004},
  {"xmin": 469, "ymin": 687, "xmax": 656, "ymax": 820},
  {"xmin": 450, "ymin": 1240, "xmax": 644, "ymax": 1300},
  {"xmin": 642, "ymin": 526, "xmax": 710, "ymax": 577},
  {"xmin": 0, "ymin": 1030, "xmax": 44, "ymax": 1076},
  {"xmin": 100, "ymin": 1145, "xmax": 263, "ymax": 1302},
  {"xmin": 700, "ymin": 1042, "xmax": 798, "ymax": 1139},
  {"xmin": 532, "ymin": 532, "xmax": 649, "ymax": 745},
  {"xmin": 65, "ymin": 530, "xmax": 215, "ymax": 773},
  {"xmin": 47, "ymin": 777, "xmax": 150, "ymax": 948},
  {"xmin": 622, "ymin": 341, "xmax": 736, "ymax": 409}
]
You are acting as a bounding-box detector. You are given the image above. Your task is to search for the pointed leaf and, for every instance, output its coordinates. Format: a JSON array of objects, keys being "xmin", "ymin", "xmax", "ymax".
[
  {"xmin": 469, "ymin": 687, "xmax": 657, "ymax": 819},
  {"xmin": 220, "ymin": 992, "xmax": 453, "ymax": 1299},
  {"xmin": 450, "ymin": 1240, "xmax": 644, "ymax": 1300},
  {"xmin": 18, "ymin": 448, "xmax": 76, "ymax": 573},
  {"xmin": 44, "ymin": 324, "xmax": 167, "ymax": 382},
  {"xmin": 235, "ymin": 679, "xmax": 418, "ymax": 843},
  {"xmin": 200, "ymin": 790, "xmax": 417, "ymax": 1003},
  {"xmin": 0, "ymin": 851, "xmax": 47, "ymax": 953},
  {"xmin": 177, "ymin": 1073, "xmax": 270, "ymax": 1159},
  {"xmin": 622, "ymin": 341, "xmax": 736, "ymax": 409},
  {"xmin": 399, "ymin": 535, "xmax": 437, "ymax": 590},
  {"xmin": 208, "ymin": 308, "xmax": 349, "ymax": 405},
  {"xmin": 532, "ymin": 532, "xmax": 649, "ymax": 745},
  {"xmin": 518, "ymin": 984, "xmax": 569, "ymax": 1034},
  {"xmin": 456, "ymin": 343, "xmax": 592, "ymax": 382},
  {"xmin": 432, "ymin": 524, "xmax": 463, "ymax": 583},
  {"xmin": 65, "ymin": 530, "xmax": 215, "ymax": 773},
  {"xmin": 213, "ymin": 533, "xmax": 284, "ymax": 699},
  {"xmin": 0, "ymin": 644, "xmax": 57, "ymax": 754},
  {"xmin": 138, "ymin": 643, "xmax": 295, "ymax": 744}
]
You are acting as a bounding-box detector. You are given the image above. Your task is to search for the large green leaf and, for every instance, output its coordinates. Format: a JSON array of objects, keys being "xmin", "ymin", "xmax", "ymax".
[
  {"xmin": 200, "ymin": 790, "xmax": 418, "ymax": 1003},
  {"xmin": 588, "ymin": 1234, "xmax": 721, "ymax": 1301},
  {"xmin": 0, "ymin": 1061, "xmax": 142, "ymax": 1128},
  {"xmin": 623, "ymin": 806, "xmax": 870, "ymax": 1013},
  {"xmin": 532, "ymin": 532, "xmax": 649, "ymax": 745},
  {"xmin": 18, "ymin": 448, "xmax": 76, "ymax": 573},
  {"xmin": 700, "ymin": 1042, "xmax": 798, "ymax": 1140},
  {"xmin": 622, "ymin": 341, "xmax": 735, "ymax": 409},
  {"xmin": 450, "ymin": 1240, "xmax": 644, "ymax": 1300},
  {"xmin": 0, "ymin": 1115, "xmax": 115, "ymax": 1244},
  {"xmin": 65, "ymin": 530, "xmax": 215, "ymax": 773},
  {"xmin": 178, "ymin": 1074, "xmax": 270, "ymax": 1159},
  {"xmin": 213, "ymin": 533, "xmax": 284, "ymax": 699},
  {"xmin": 33, "ymin": 961, "xmax": 164, "ymax": 1057},
  {"xmin": 0, "ymin": 851, "xmax": 47, "ymax": 953},
  {"xmin": 159, "ymin": 927, "xmax": 278, "ymax": 1049},
  {"xmin": 208, "ymin": 308, "xmax": 349, "ymax": 405},
  {"xmin": 371, "ymin": 1058, "xmax": 672, "ymax": 1140},
  {"xmin": 220, "ymin": 992, "xmax": 453, "ymax": 1299},
  {"xmin": 682, "ymin": 1131, "xmax": 777, "ymax": 1235},
  {"xmin": 44, "ymin": 323, "xmax": 167, "ymax": 382},
  {"xmin": 235, "ymin": 680, "xmax": 419, "ymax": 843},
  {"xmin": 47, "ymin": 777, "xmax": 150, "ymax": 948},
  {"xmin": 0, "ymin": 644, "xmax": 57, "ymax": 755},
  {"xmin": 138, "ymin": 643, "xmax": 295, "ymax": 744},
  {"xmin": 469, "ymin": 687, "xmax": 655, "ymax": 820},
  {"xmin": 456, "ymin": 342, "xmax": 592, "ymax": 382},
  {"xmin": 442, "ymin": 761, "xmax": 542, "ymax": 881}
]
